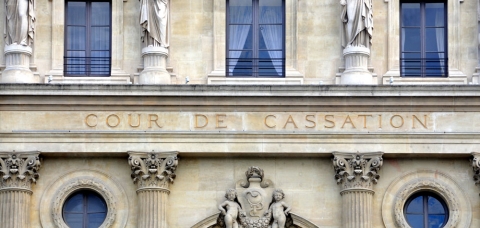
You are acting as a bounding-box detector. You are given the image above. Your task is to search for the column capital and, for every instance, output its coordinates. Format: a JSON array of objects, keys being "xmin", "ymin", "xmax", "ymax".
[
  {"xmin": 128, "ymin": 151, "xmax": 178, "ymax": 191},
  {"xmin": 0, "ymin": 151, "xmax": 41, "ymax": 190},
  {"xmin": 332, "ymin": 152, "xmax": 383, "ymax": 191},
  {"xmin": 472, "ymin": 152, "xmax": 480, "ymax": 185}
]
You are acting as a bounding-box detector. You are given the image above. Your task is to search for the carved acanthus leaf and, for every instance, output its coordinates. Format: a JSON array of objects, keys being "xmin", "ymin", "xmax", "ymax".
[
  {"xmin": 0, "ymin": 152, "xmax": 41, "ymax": 190},
  {"xmin": 332, "ymin": 152, "xmax": 383, "ymax": 190},
  {"xmin": 128, "ymin": 152, "xmax": 178, "ymax": 189},
  {"xmin": 472, "ymin": 153, "xmax": 480, "ymax": 185}
]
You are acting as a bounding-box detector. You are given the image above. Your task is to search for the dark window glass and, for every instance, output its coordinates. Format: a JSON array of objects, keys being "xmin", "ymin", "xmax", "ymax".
[
  {"xmin": 227, "ymin": 0, "xmax": 285, "ymax": 77},
  {"xmin": 65, "ymin": 0, "xmax": 111, "ymax": 76},
  {"xmin": 63, "ymin": 190, "xmax": 108, "ymax": 228},
  {"xmin": 404, "ymin": 192, "xmax": 448, "ymax": 228},
  {"xmin": 401, "ymin": 1, "xmax": 447, "ymax": 77}
]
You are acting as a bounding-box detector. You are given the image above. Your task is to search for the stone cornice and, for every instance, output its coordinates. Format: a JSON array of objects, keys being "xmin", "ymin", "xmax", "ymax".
[
  {"xmin": 3, "ymin": 84, "xmax": 480, "ymax": 98},
  {"xmin": 0, "ymin": 151, "xmax": 41, "ymax": 190},
  {"xmin": 332, "ymin": 152, "xmax": 383, "ymax": 190},
  {"xmin": 128, "ymin": 151, "xmax": 178, "ymax": 190}
]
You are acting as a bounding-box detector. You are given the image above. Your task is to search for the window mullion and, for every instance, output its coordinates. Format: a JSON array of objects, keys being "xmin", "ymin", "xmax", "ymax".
[
  {"xmin": 423, "ymin": 195, "xmax": 428, "ymax": 228},
  {"xmin": 83, "ymin": 193, "xmax": 88, "ymax": 228},
  {"xmin": 85, "ymin": 1, "xmax": 91, "ymax": 76},
  {"xmin": 253, "ymin": 0, "xmax": 259, "ymax": 77},
  {"xmin": 421, "ymin": 2, "xmax": 426, "ymax": 77}
]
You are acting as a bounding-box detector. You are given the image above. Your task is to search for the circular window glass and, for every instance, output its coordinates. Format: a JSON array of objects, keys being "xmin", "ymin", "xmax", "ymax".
[
  {"xmin": 63, "ymin": 190, "xmax": 108, "ymax": 228},
  {"xmin": 404, "ymin": 192, "xmax": 448, "ymax": 228}
]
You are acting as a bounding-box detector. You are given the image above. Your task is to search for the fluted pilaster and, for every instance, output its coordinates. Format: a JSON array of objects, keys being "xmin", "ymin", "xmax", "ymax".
[
  {"xmin": 332, "ymin": 152, "xmax": 383, "ymax": 228},
  {"xmin": 128, "ymin": 151, "xmax": 178, "ymax": 228},
  {"xmin": 137, "ymin": 189, "xmax": 170, "ymax": 228},
  {"xmin": 0, "ymin": 151, "xmax": 41, "ymax": 228}
]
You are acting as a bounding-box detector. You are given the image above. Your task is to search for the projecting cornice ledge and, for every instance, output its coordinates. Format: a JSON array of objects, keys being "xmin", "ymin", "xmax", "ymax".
[{"xmin": 2, "ymin": 84, "xmax": 480, "ymax": 97}]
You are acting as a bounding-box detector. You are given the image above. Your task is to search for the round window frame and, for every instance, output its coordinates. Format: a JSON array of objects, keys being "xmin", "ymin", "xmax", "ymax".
[
  {"xmin": 62, "ymin": 189, "xmax": 109, "ymax": 228},
  {"xmin": 52, "ymin": 179, "xmax": 117, "ymax": 228},
  {"xmin": 403, "ymin": 191, "xmax": 449, "ymax": 228},
  {"xmin": 381, "ymin": 170, "xmax": 472, "ymax": 228}
]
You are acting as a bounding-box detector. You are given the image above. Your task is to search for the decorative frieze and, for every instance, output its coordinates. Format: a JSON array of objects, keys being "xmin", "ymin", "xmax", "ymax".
[
  {"xmin": 0, "ymin": 152, "xmax": 41, "ymax": 190},
  {"xmin": 332, "ymin": 152, "xmax": 383, "ymax": 190}
]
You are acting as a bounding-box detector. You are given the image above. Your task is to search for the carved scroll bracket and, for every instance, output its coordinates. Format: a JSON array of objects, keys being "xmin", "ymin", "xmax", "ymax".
[
  {"xmin": 332, "ymin": 151, "xmax": 383, "ymax": 191},
  {"xmin": 128, "ymin": 151, "xmax": 178, "ymax": 191},
  {"xmin": 0, "ymin": 151, "xmax": 41, "ymax": 190}
]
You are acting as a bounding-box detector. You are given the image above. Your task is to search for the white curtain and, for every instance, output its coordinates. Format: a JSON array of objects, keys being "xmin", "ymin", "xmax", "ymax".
[
  {"xmin": 229, "ymin": 5, "xmax": 252, "ymax": 74},
  {"xmin": 260, "ymin": 6, "xmax": 282, "ymax": 76},
  {"xmin": 435, "ymin": 10, "xmax": 445, "ymax": 76}
]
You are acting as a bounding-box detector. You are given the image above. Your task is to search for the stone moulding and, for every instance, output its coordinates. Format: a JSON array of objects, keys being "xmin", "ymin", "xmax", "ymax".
[
  {"xmin": 381, "ymin": 170, "xmax": 472, "ymax": 228},
  {"xmin": 39, "ymin": 170, "xmax": 129, "ymax": 228},
  {"xmin": 190, "ymin": 212, "xmax": 319, "ymax": 228},
  {"xmin": 52, "ymin": 179, "xmax": 117, "ymax": 228}
]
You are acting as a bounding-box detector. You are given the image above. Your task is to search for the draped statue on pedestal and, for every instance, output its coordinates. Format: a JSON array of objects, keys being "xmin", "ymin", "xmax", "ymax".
[
  {"xmin": 340, "ymin": 0, "xmax": 373, "ymax": 49},
  {"xmin": 4, "ymin": 0, "xmax": 35, "ymax": 46},
  {"xmin": 139, "ymin": 0, "xmax": 169, "ymax": 48}
]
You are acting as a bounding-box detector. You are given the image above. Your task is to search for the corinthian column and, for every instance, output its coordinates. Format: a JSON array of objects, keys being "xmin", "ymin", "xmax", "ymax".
[
  {"xmin": 0, "ymin": 151, "xmax": 41, "ymax": 228},
  {"xmin": 128, "ymin": 151, "xmax": 178, "ymax": 228},
  {"xmin": 332, "ymin": 152, "xmax": 383, "ymax": 228}
]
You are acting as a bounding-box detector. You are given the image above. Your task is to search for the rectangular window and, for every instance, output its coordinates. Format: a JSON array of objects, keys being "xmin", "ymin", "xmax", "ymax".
[
  {"xmin": 227, "ymin": 0, "xmax": 285, "ymax": 77},
  {"xmin": 400, "ymin": 1, "xmax": 447, "ymax": 77},
  {"xmin": 64, "ymin": 0, "xmax": 111, "ymax": 76}
]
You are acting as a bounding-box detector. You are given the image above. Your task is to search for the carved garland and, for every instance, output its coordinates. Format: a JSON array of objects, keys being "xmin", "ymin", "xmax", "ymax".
[
  {"xmin": 52, "ymin": 179, "xmax": 117, "ymax": 228},
  {"xmin": 394, "ymin": 179, "xmax": 459, "ymax": 228}
]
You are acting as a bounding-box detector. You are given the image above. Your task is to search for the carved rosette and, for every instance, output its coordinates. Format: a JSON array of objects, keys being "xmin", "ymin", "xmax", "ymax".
[
  {"xmin": 0, "ymin": 152, "xmax": 41, "ymax": 190},
  {"xmin": 128, "ymin": 151, "xmax": 178, "ymax": 191},
  {"xmin": 332, "ymin": 152, "xmax": 383, "ymax": 191}
]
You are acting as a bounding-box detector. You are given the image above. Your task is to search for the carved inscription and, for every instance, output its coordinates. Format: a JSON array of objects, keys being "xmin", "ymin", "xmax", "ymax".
[
  {"xmin": 263, "ymin": 114, "xmax": 428, "ymax": 130},
  {"xmin": 83, "ymin": 113, "xmax": 430, "ymax": 131}
]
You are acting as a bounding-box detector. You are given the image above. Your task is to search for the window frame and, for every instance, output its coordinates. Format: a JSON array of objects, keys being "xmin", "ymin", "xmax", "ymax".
[
  {"xmin": 62, "ymin": 190, "xmax": 108, "ymax": 228},
  {"xmin": 225, "ymin": 0, "xmax": 286, "ymax": 78},
  {"xmin": 403, "ymin": 191, "xmax": 449, "ymax": 228},
  {"xmin": 400, "ymin": 0, "xmax": 448, "ymax": 78},
  {"xmin": 63, "ymin": 0, "xmax": 112, "ymax": 77}
]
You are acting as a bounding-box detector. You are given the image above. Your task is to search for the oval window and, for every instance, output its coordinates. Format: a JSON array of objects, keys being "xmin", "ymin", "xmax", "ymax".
[
  {"xmin": 63, "ymin": 190, "xmax": 108, "ymax": 228},
  {"xmin": 404, "ymin": 192, "xmax": 448, "ymax": 228}
]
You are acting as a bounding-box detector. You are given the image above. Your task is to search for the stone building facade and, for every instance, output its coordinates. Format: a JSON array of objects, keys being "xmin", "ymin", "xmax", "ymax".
[{"xmin": 1, "ymin": 0, "xmax": 480, "ymax": 228}]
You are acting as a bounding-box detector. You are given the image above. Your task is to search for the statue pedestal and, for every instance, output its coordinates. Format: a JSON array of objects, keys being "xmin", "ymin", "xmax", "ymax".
[
  {"xmin": 1, "ymin": 45, "xmax": 36, "ymax": 83},
  {"xmin": 139, "ymin": 46, "xmax": 171, "ymax": 84},
  {"xmin": 340, "ymin": 46, "xmax": 373, "ymax": 85}
]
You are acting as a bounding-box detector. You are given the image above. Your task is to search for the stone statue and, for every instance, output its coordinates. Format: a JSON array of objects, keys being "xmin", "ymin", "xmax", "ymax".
[
  {"xmin": 139, "ymin": 0, "xmax": 169, "ymax": 48},
  {"xmin": 267, "ymin": 189, "xmax": 291, "ymax": 228},
  {"xmin": 340, "ymin": 0, "xmax": 373, "ymax": 49},
  {"xmin": 218, "ymin": 189, "xmax": 243, "ymax": 228},
  {"xmin": 4, "ymin": 0, "xmax": 35, "ymax": 46}
]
